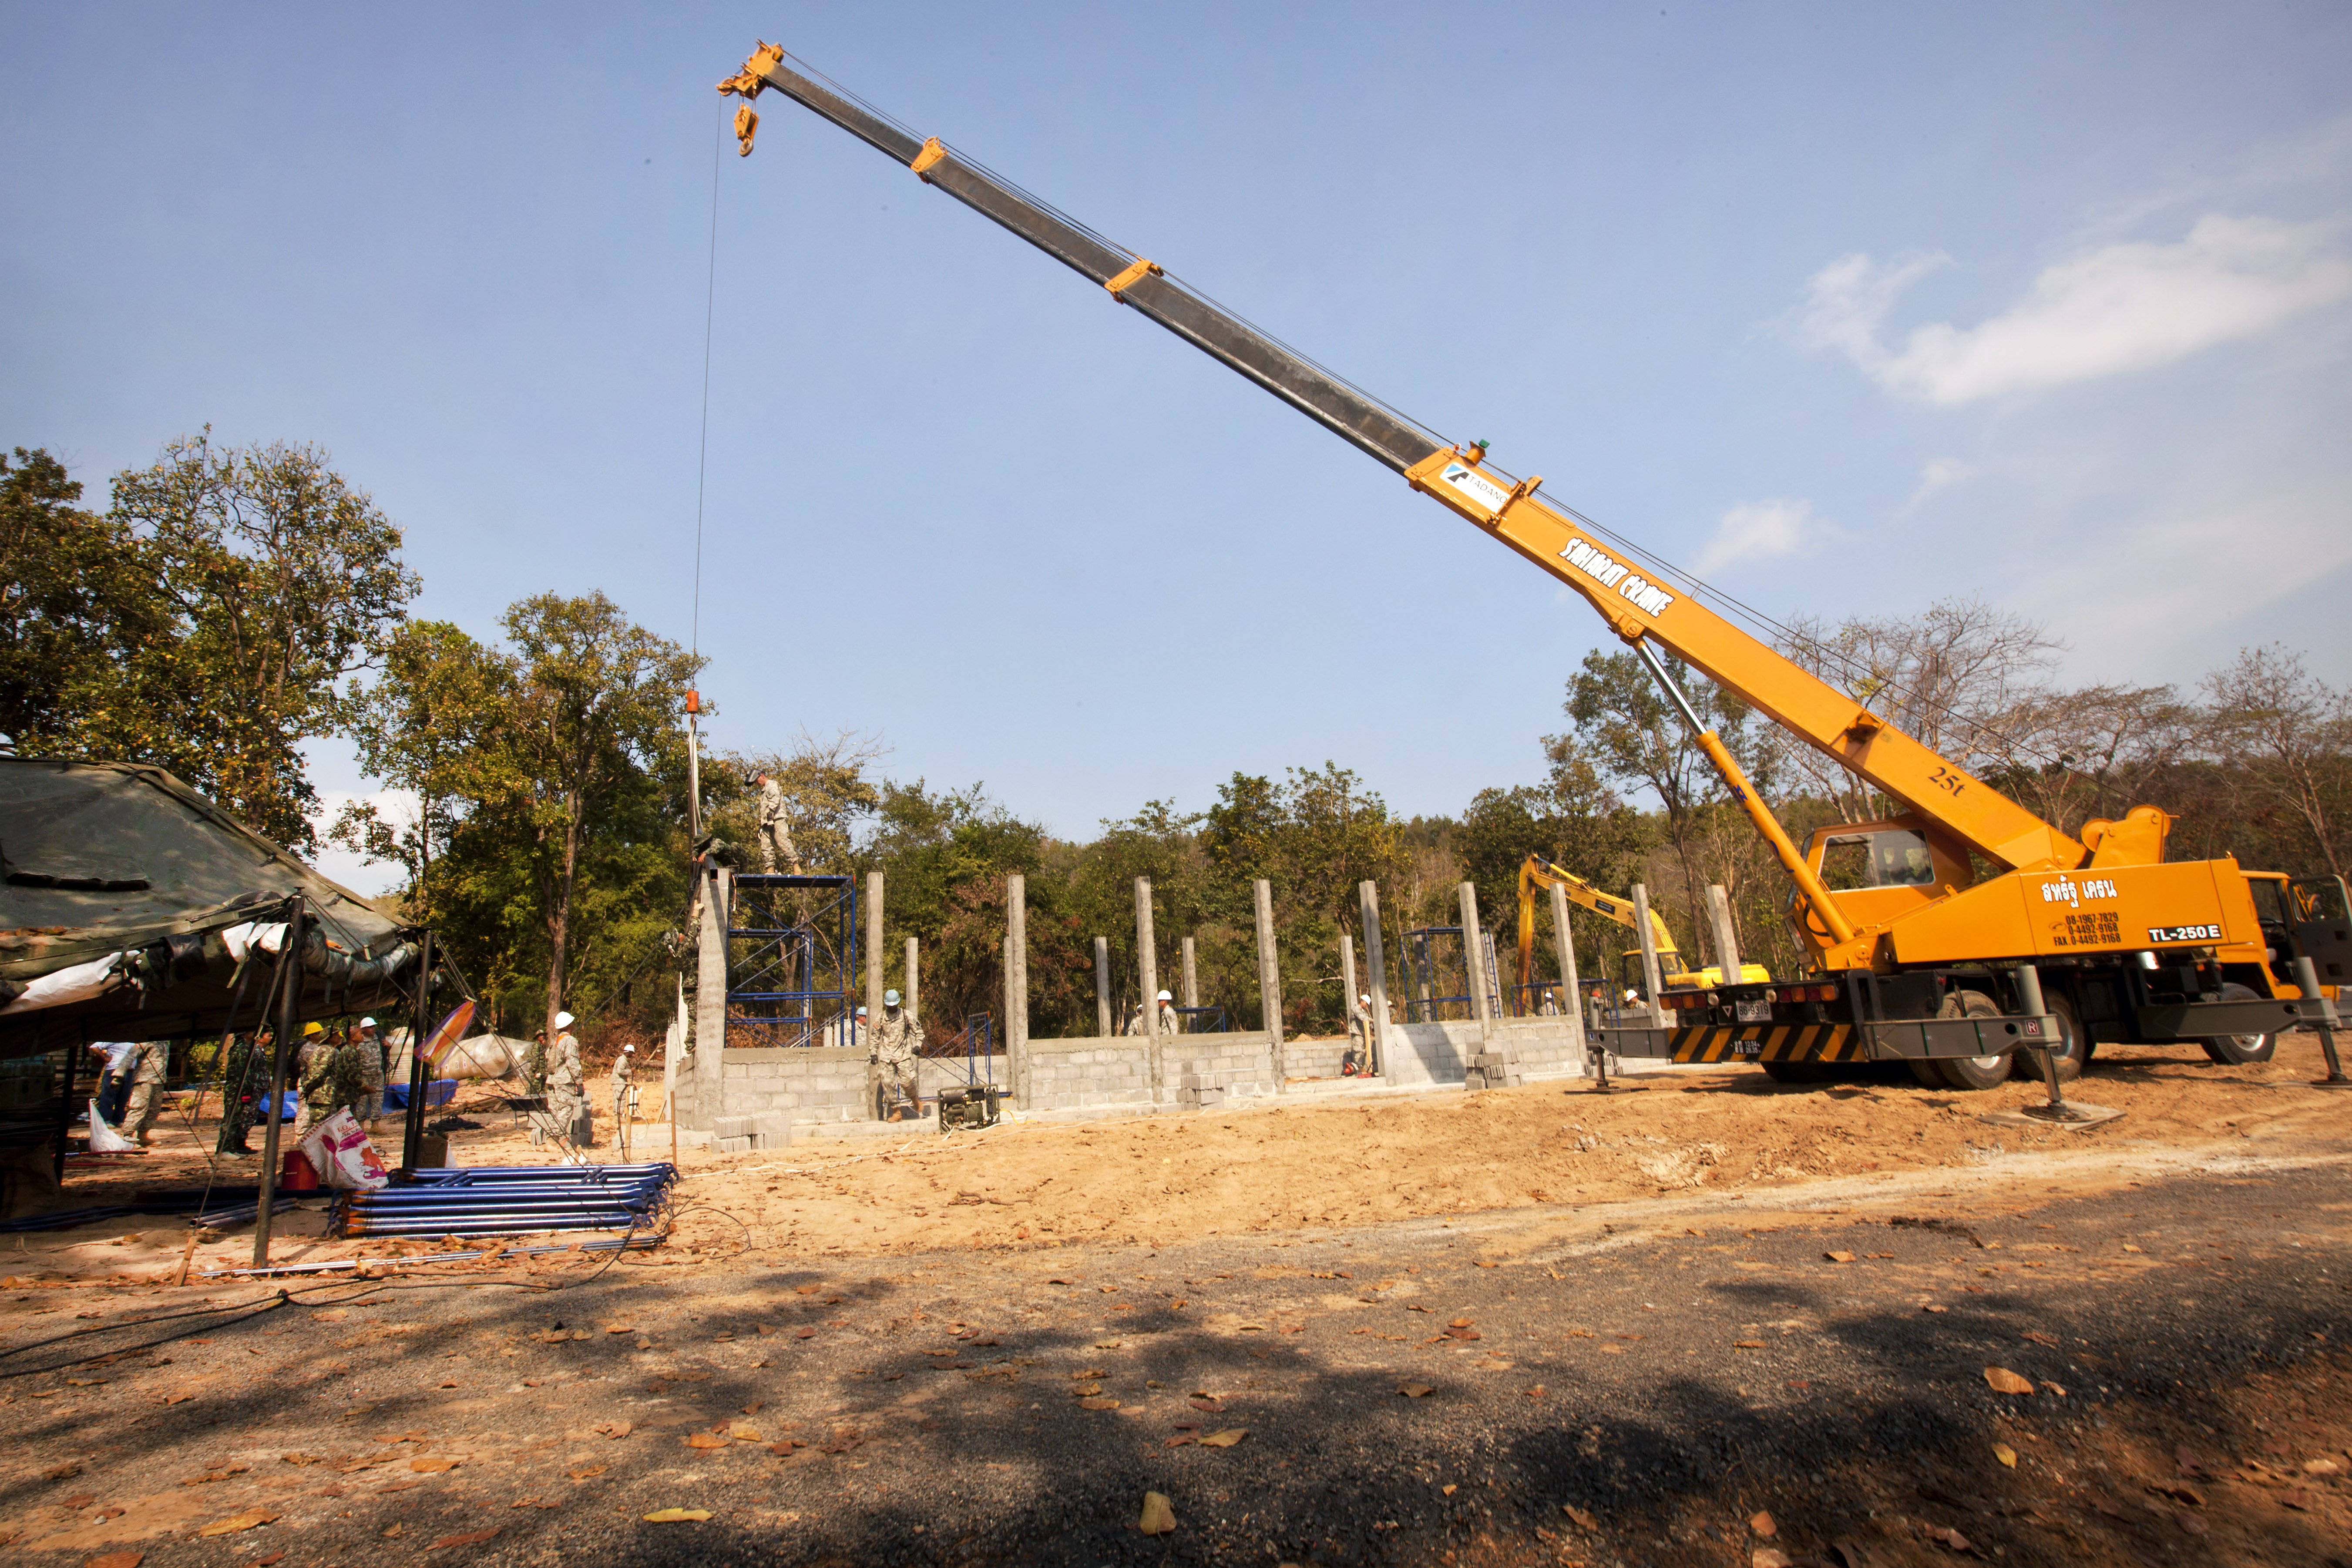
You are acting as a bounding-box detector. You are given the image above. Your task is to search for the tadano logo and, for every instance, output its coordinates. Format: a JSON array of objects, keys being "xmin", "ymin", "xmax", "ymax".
[{"xmin": 1438, "ymin": 463, "xmax": 1513, "ymax": 512}]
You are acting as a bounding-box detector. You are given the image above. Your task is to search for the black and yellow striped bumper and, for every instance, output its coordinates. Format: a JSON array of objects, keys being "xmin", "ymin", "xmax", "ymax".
[{"xmin": 1596, "ymin": 1023, "xmax": 1864, "ymax": 1064}]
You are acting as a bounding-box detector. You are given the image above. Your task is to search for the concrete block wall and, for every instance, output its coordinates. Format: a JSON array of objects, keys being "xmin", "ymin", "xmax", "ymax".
[
  {"xmin": 678, "ymin": 1044, "xmax": 1014, "ymax": 1128},
  {"xmin": 1379, "ymin": 1017, "xmax": 1586, "ymax": 1087},
  {"xmin": 1021, "ymin": 1031, "xmax": 1277, "ymax": 1111}
]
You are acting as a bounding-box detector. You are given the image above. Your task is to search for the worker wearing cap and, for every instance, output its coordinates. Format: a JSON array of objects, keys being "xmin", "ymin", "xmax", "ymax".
[
  {"xmin": 1539, "ymin": 988, "xmax": 1561, "ymax": 1017},
  {"xmin": 755, "ymin": 772, "xmax": 804, "ymax": 876},
  {"xmin": 537, "ymin": 1011, "xmax": 585, "ymax": 1147},
  {"xmin": 350, "ymin": 1017, "xmax": 386, "ymax": 1126},
  {"xmin": 609, "ymin": 1044, "xmax": 637, "ymax": 1155},
  {"xmin": 870, "ymin": 988, "xmax": 923, "ymax": 1119}
]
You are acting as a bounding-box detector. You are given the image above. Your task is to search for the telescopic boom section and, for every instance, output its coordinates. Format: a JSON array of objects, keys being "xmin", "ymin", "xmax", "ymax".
[{"xmin": 719, "ymin": 43, "xmax": 2087, "ymax": 879}]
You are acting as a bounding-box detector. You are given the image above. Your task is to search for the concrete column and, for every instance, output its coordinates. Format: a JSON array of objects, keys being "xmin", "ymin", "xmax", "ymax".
[
  {"xmin": 1358, "ymin": 880, "xmax": 1390, "ymax": 1078},
  {"xmin": 694, "ymin": 862, "xmax": 731, "ymax": 1128},
  {"xmin": 1459, "ymin": 882, "xmax": 1494, "ymax": 1033},
  {"xmin": 1706, "ymin": 884, "xmax": 1743, "ymax": 981},
  {"xmin": 1253, "ymin": 879, "xmax": 1284, "ymax": 1088},
  {"xmin": 1094, "ymin": 936, "xmax": 1112, "ymax": 1039},
  {"xmin": 1339, "ymin": 934, "xmax": 1359, "ymax": 1033},
  {"xmin": 1008, "ymin": 873, "xmax": 1029, "ymax": 1109},
  {"xmin": 904, "ymin": 936, "xmax": 920, "ymax": 1021},
  {"xmin": 864, "ymin": 872, "xmax": 884, "ymax": 1033},
  {"xmin": 1135, "ymin": 877, "xmax": 1162, "ymax": 1101},
  {"xmin": 1631, "ymin": 882, "xmax": 1668, "ymax": 1027},
  {"xmin": 1550, "ymin": 881, "xmax": 1586, "ymax": 1061},
  {"xmin": 1180, "ymin": 937, "xmax": 1199, "ymax": 1011}
]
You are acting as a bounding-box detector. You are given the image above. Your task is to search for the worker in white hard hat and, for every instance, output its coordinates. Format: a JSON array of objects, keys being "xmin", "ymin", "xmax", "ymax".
[
  {"xmin": 350, "ymin": 1016, "xmax": 386, "ymax": 1127},
  {"xmin": 535, "ymin": 1009, "xmax": 586, "ymax": 1147},
  {"xmin": 1346, "ymin": 989, "xmax": 1374, "ymax": 1074},
  {"xmin": 870, "ymin": 987, "xmax": 924, "ymax": 1120}
]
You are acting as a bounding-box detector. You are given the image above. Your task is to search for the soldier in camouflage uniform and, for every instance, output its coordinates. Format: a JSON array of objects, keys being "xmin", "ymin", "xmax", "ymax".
[
  {"xmin": 118, "ymin": 1039, "xmax": 169, "ymax": 1146},
  {"xmin": 351, "ymin": 1017, "xmax": 387, "ymax": 1125},
  {"xmin": 869, "ymin": 988, "xmax": 923, "ymax": 1119},
  {"xmin": 296, "ymin": 1025, "xmax": 366, "ymax": 1143},
  {"xmin": 215, "ymin": 1029, "xmax": 275, "ymax": 1155}
]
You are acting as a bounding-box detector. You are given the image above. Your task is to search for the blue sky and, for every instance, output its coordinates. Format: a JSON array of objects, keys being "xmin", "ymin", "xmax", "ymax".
[{"xmin": 7, "ymin": 3, "xmax": 2349, "ymax": 892}]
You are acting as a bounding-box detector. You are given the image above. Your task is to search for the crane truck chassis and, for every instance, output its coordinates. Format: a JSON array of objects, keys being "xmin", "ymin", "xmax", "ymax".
[{"xmin": 716, "ymin": 42, "xmax": 2352, "ymax": 1091}]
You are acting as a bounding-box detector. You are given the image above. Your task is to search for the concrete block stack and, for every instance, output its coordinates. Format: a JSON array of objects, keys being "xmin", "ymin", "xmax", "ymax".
[
  {"xmin": 1177, "ymin": 1068, "xmax": 1234, "ymax": 1110},
  {"xmin": 1463, "ymin": 1046, "xmax": 1522, "ymax": 1092},
  {"xmin": 710, "ymin": 1111, "xmax": 793, "ymax": 1152}
]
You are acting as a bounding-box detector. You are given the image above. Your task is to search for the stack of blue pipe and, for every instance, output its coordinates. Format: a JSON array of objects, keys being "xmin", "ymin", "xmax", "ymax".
[{"xmin": 329, "ymin": 1162, "xmax": 678, "ymax": 1239}]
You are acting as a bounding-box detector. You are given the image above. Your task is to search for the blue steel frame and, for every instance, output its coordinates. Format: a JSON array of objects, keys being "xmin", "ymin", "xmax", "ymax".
[
  {"xmin": 1173, "ymin": 1005, "xmax": 1228, "ymax": 1034},
  {"xmin": 727, "ymin": 874, "xmax": 858, "ymax": 1051},
  {"xmin": 927, "ymin": 1012, "xmax": 996, "ymax": 1093}
]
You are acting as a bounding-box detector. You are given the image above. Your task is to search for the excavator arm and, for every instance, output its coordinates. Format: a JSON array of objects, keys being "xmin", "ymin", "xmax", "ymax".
[
  {"xmin": 719, "ymin": 42, "xmax": 2086, "ymax": 900},
  {"xmin": 1515, "ymin": 853, "xmax": 1679, "ymax": 1004}
]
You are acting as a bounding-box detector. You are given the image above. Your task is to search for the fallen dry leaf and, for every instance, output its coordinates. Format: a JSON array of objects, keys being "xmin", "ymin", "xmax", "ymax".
[
  {"xmin": 728, "ymin": 1426, "xmax": 763, "ymax": 1442},
  {"xmin": 1924, "ymin": 1524, "xmax": 1972, "ymax": 1551},
  {"xmin": 1138, "ymin": 1491, "xmax": 1176, "ymax": 1535},
  {"xmin": 683, "ymin": 1432, "xmax": 729, "ymax": 1450},
  {"xmin": 1562, "ymin": 1504, "xmax": 1599, "ymax": 1531},
  {"xmin": 1750, "ymin": 1509, "xmax": 1777, "ymax": 1537},
  {"xmin": 1441, "ymin": 1483, "xmax": 1458, "ymax": 1496},
  {"xmin": 430, "ymin": 1527, "xmax": 501, "ymax": 1549},
  {"xmin": 1824, "ymin": 1251, "xmax": 1855, "ymax": 1263},
  {"xmin": 198, "ymin": 1511, "xmax": 280, "ymax": 1538},
  {"xmin": 1079, "ymin": 1397, "xmax": 1121, "ymax": 1411},
  {"xmin": 2020, "ymin": 1330, "xmax": 2059, "ymax": 1346},
  {"xmin": 1398, "ymin": 1383, "xmax": 1434, "ymax": 1398},
  {"xmin": 85, "ymin": 1554, "xmax": 144, "ymax": 1568},
  {"xmin": 410, "ymin": 1458, "xmax": 458, "ymax": 1473},
  {"xmin": 1982, "ymin": 1366, "xmax": 2034, "ymax": 1395},
  {"xmin": 594, "ymin": 1421, "xmax": 631, "ymax": 1439},
  {"xmin": 567, "ymin": 1466, "xmax": 606, "ymax": 1481},
  {"xmin": 1993, "ymin": 1444, "xmax": 2017, "ymax": 1469},
  {"xmin": 642, "ymin": 1508, "xmax": 711, "ymax": 1523},
  {"xmin": 2305, "ymin": 1458, "xmax": 2344, "ymax": 1476},
  {"xmin": 1199, "ymin": 1429, "xmax": 1247, "ymax": 1448}
]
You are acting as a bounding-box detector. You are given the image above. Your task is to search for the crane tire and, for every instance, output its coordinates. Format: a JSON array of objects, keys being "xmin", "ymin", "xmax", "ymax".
[
  {"xmin": 1760, "ymin": 1061, "xmax": 1828, "ymax": 1084},
  {"xmin": 2200, "ymin": 982, "xmax": 2277, "ymax": 1064},
  {"xmin": 2009, "ymin": 991, "xmax": 2088, "ymax": 1082},
  {"xmin": 1933, "ymin": 989, "xmax": 2013, "ymax": 1091}
]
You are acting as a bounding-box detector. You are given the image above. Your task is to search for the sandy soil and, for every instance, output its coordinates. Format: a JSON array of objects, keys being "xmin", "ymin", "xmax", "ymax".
[{"xmin": 8, "ymin": 1032, "xmax": 2345, "ymax": 1287}]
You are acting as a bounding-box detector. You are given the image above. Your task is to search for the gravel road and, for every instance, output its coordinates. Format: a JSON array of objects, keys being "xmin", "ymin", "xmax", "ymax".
[{"xmin": 5, "ymin": 1138, "xmax": 2348, "ymax": 1568}]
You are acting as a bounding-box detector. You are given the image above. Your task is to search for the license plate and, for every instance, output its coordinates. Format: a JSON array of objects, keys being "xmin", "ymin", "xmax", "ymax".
[{"xmin": 1734, "ymin": 999, "xmax": 1772, "ymax": 1024}]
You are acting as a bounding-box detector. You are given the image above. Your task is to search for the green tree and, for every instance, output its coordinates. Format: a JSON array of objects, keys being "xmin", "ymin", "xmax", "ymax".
[
  {"xmin": 2, "ymin": 436, "xmax": 416, "ymax": 849},
  {"xmin": 330, "ymin": 621, "xmax": 511, "ymax": 927},
  {"xmin": 496, "ymin": 592, "xmax": 702, "ymax": 1039}
]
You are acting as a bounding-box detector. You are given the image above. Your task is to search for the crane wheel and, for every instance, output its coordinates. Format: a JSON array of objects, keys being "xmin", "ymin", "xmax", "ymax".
[
  {"xmin": 2200, "ymin": 982, "xmax": 2278, "ymax": 1064},
  {"xmin": 1931, "ymin": 990, "xmax": 2013, "ymax": 1091},
  {"xmin": 1760, "ymin": 1061, "xmax": 1829, "ymax": 1084},
  {"xmin": 2008, "ymin": 991, "xmax": 2088, "ymax": 1083}
]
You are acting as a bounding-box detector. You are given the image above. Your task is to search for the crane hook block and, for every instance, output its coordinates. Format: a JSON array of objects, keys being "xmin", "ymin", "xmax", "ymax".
[
  {"xmin": 1105, "ymin": 258, "xmax": 1165, "ymax": 299},
  {"xmin": 732, "ymin": 104, "xmax": 760, "ymax": 157}
]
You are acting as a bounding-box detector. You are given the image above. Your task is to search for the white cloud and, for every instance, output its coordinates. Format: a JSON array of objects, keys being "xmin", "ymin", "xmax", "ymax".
[
  {"xmin": 1801, "ymin": 215, "xmax": 2352, "ymax": 404},
  {"xmin": 1695, "ymin": 497, "xmax": 1825, "ymax": 575},
  {"xmin": 1900, "ymin": 456, "xmax": 1975, "ymax": 514}
]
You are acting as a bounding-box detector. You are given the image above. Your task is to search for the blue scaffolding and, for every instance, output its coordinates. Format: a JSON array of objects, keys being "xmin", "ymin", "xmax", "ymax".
[
  {"xmin": 1400, "ymin": 925, "xmax": 1503, "ymax": 1024},
  {"xmin": 726, "ymin": 873, "xmax": 859, "ymax": 1050}
]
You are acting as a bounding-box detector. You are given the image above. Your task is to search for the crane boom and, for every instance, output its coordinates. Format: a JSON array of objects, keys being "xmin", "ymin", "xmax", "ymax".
[{"xmin": 721, "ymin": 42, "xmax": 2081, "ymax": 889}]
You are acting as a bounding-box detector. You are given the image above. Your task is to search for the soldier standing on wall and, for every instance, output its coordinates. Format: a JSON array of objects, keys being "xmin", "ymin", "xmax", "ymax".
[{"xmin": 756, "ymin": 772, "xmax": 804, "ymax": 876}]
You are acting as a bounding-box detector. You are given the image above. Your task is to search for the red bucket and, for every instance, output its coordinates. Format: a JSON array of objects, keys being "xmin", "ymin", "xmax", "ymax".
[{"xmin": 279, "ymin": 1148, "xmax": 320, "ymax": 1192}]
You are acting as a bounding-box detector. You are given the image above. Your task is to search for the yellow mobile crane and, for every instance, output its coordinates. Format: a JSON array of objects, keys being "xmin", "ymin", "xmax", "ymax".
[
  {"xmin": 1514, "ymin": 853, "xmax": 1767, "ymax": 1005},
  {"xmin": 715, "ymin": 43, "xmax": 2351, "ymax": 1091}
]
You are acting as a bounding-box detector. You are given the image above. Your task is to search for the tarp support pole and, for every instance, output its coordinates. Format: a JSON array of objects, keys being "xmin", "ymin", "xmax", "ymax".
[
  {"xmin": 400, "ymin": 930, "xmax": 436, "ymax": 1172},
  {"xmin": 252, "ymin": 896, "xmax": 304, "ymax": 1266}
]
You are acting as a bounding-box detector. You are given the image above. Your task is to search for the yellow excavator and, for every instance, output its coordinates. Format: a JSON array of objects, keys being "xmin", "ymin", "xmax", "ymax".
[
  {"xmin": 1514, "ymin": 853, "xmax": 1767, "ymax": 1006},
  {"xmin": 714, "ymin": 42, "xmax": 2350, "ymax": 1090}
]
